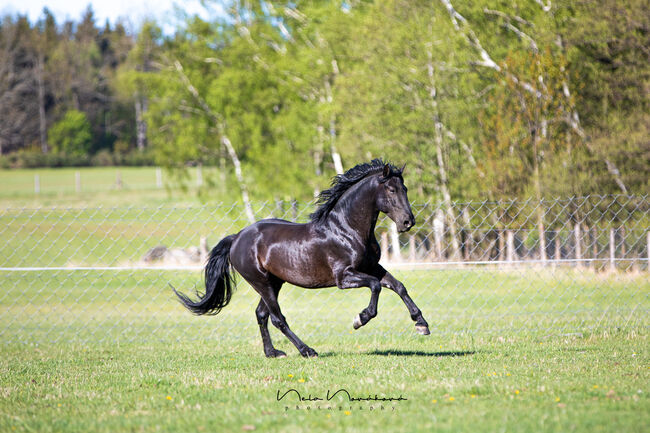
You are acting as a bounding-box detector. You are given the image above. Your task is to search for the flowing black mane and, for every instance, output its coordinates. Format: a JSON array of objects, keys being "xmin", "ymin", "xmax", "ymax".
[{"xmin": 310, "ymin": 159, "xmax": 402, "ymax": 223}]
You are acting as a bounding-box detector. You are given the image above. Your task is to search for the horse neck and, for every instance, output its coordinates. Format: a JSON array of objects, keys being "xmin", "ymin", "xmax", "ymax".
[{"xmin": 326, "ymin": 176, "xmax": 379, "ymax": 242}]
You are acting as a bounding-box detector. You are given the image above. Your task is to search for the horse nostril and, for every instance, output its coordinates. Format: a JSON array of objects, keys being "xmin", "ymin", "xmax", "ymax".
[{"xmin": 404, "ymin": 220, "xmax": 411, "ymax": 228}]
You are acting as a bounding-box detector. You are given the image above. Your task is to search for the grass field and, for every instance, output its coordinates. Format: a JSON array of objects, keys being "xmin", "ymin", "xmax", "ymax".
[
  {"xmin": 1, "ymin": 330, "xmax": 647, "ymax": 432},
  {"xmin": 1, "ymin": 167, "xmax": 648, "ymax": 432}
]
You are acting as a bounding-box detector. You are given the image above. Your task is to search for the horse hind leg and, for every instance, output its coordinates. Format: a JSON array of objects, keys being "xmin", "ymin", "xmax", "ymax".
[
  {"xmin": 249, "ymin": 277, "xmax": 318, "ymax": 358},
  {"xmin": 255, "ymin": 299, "xmax": 286, "ymax": 358}
]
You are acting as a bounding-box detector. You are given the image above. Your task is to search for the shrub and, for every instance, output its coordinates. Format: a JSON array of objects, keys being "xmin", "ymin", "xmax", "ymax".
[{"xmin": 48, "ymin": 110, "xmax": 93, "ymax": 157}]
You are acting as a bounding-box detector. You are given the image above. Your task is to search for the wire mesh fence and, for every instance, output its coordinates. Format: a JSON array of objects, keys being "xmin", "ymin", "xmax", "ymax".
[{"xmin": 1, "ymin": 195, "xmax": 648, "ymax": 344}]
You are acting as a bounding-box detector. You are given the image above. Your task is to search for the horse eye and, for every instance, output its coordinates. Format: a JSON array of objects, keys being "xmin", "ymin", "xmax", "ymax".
[{"xmin": 387, "ymin": 187, "xmax": 396, "ymax": 194}]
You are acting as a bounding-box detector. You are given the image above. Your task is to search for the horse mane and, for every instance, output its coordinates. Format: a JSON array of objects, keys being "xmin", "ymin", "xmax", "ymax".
[{"xmin": 310, "ymin": 158, "xmax": 402, "ymax": 223}]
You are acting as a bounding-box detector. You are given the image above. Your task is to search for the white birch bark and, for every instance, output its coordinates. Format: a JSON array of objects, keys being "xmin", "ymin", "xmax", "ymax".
[
  {"xmin": 173, "ymin": 60, "xmax": 255, "ymax": 223},
  {"xmin": 427, "ymin": 54, "xmax": 460, "ymax": 260}
]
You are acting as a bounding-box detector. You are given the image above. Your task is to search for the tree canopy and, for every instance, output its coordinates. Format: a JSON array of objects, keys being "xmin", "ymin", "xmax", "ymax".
[{"xmin": 0, "ymin": 1, "xmax": 647, "ymax": 202}]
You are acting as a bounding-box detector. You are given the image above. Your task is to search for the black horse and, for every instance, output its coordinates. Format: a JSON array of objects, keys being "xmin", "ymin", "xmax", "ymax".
[{"xmin": 174, "ymin": 159, "xmax": 430, "ymax": 358}]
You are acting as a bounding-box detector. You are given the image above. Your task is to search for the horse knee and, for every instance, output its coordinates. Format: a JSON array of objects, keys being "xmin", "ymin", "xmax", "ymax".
[
  {"xmin": 256, "ymin": 310, "xmax": 269, "ymax": 325},
  {"xmin": 270, "ymin": 315, "xmax": 287, "ymax": 330},
  {"xmin": 255, "ymin": 303, "xmax": 269, "ymax": 325}
]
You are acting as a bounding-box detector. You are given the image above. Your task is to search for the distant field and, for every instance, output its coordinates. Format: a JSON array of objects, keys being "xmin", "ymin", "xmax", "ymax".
[{"xmin": 0, "ymin": 167, "xmax": 226, "ymax": 207}]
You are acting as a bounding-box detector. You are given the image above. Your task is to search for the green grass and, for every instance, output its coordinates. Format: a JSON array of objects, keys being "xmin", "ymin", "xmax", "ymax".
[
  {"xmin": 1, "ymin": 167, "xmax": 648, "ymax": 431},
  {"xmin": 1, "ymin": 330, "xmax": 647, "ymax": 432},
  {"xmin": 0, "ymin": 268, "xmax": 648, "ymax": 431}
]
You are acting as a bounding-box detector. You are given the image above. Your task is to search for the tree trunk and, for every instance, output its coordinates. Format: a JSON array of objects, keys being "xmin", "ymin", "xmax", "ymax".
[
  {"xmin": 37, "ymin": 54, "xmax": 48, "ymax": 154},
  {"xmin": 314, "ymin": 125, "xmax": 324, "ymax": 197},
  {"xmin": 329, "ymin": 118, "xmax": 343, "ymax": 175},
  {"xmin": 135, "ymin": 95, "xmax": 148, "ymax": 151},
  {"xmin": 173, "ymin": 59, "xmax": 255, "ymax": 223},
  {"xmin": 428, "ymin": 55, "xmax": 460, "ymax": 260}
]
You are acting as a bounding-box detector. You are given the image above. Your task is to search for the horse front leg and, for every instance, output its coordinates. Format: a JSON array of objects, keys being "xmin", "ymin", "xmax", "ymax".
[
  {"xmin": 336, "ymin": 269, "xmax": 382, "ymax": 330},
  {"xmin": 376, "ymin": 266, "xmax": 430, "ymax": 335}
]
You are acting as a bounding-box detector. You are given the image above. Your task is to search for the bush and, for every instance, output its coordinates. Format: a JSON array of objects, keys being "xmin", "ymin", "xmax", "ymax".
[
  {"xmin": 0, "ymin": 150, "xmax": 155, "ymax": 168},
  {"xmin": 48, "ymin": 110, "xmax": 93, "ymax": 157},
  {"xmin": 91, "ymin": 150, "xmax": 115, "ymax": 166}
]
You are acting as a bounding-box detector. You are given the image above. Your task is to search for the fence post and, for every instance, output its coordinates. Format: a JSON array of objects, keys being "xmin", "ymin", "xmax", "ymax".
[
  {"xmin": 381, "ymin": 231, "xmax": 389, "ymax": 261},
  {"xmin": 609, "ymin": 228, "xmax": 616, "ymax": 272},
  {"xmin": 196, "ymin": 164, "xmax": 203, "ymax": 187},
  {"xmin": 409, "ymin": 235, "xmax": 417, "ymax": 262},
  {"xmin": 34, "ymin": 174, "xmax": 40, "ymax": 194},
  {"xmin": 462, "ymin": 207, "xmax": 472, "ymax": 261},
  {"xmin": 506, "ymin": 230, "xmax": 515, "ymax": 263},
  {"xmin": 647, "ymin": 231, "xmax": 650, "ymax": 272},
  {"xmin": 75, "ymin": 171, "xmax": 81, "ymax": 193},
  {"xmin": 156, "ymin": 167, "xmax": 162, "ymax": 188},
  {"xmin": 115, "ymin": 170, "xmax": 122, "ymax": 190},
  {"xmin": 498, "ymin": 229, "xmax": 505, "ymax": 262},
  {"xmin": 574, "ymin": 222, "xmax": 582, "ymax": 268},
  {"xmin": 433, "ymin": 210, "xmax": 444, "ymax": 261},
  {"xmin": 390, "ymin": 222, "xmax": 402, "ymax": 262},
  {"xmin": 591, "ymin": 226, "xmax": 599, "ymax": 269}
]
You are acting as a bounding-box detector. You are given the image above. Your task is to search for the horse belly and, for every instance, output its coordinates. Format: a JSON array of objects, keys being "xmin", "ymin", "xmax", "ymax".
[{"xmin": 263, "ymin": 243, "xmax": 336, "ymax": 289}]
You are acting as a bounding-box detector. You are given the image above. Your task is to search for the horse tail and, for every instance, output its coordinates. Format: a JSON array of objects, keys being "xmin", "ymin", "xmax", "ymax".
[{"xmin": 173, "ymin": 234, "xmax": 237, "ymax": 315}]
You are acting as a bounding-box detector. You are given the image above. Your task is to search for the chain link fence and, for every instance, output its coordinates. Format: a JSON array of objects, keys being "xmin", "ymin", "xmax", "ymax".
[{"xmin": 1, "ymin": 195, "xmax": 648, "ymax": 344}]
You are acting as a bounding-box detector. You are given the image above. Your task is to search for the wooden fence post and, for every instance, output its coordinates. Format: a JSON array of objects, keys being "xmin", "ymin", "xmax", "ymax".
[
  {"xmin": 506, "ymin": 230, "xmax": 515, "ymax": 263},
  {"xmin": 609, "ymin": 228, "xmax": 616, "ymax": 272},
  {"xmin": 75, "ymin": 171, "xmax": 81, "ymax": 193},
  {"xmin": 462, "ymin": 207, "xmax": 472, "ymax": 261},
  {"xmin": 647, "ymin": 231, "xmax": 650, "ymax": 272},
  {"xmin": 433, "ymin": 210, "xmax": 444, "ymax": 261},
  {"xmin": 409, "ymin": 236, "xmax": 417, "ymax": 262},
  {"xmin": 196, "ymin": 164, "xmax": 203, "ymax": 187},
  {"xmin": 390, "ymin": 222, "xmax": 402, "ymax": 262},
  {"xmin": 574, "ymin": 222, "xmax": 582, "ymax": 268},
  {"xmin": 34, "ymin": 174, "xmax": 40, "ymax": 194},
  {"xmin": 381, "ymin": 232, "xmax": 389, "ymax": 262}
]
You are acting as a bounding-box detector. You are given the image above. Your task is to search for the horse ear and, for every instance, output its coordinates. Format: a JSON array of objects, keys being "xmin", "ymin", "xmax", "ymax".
[
  {"xmin": 382, "ymin": 164, "xmax": 391, "ymax": 178},
  {"xmin": 401, "ymin": 163, "xmax": 406, "ymax": 175}
]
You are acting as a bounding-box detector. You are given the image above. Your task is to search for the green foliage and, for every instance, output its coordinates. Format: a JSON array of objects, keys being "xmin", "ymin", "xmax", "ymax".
[
  {"xmin": 1, "ymin": 1, "xmax": 647, "ymax": 201},
  {"xmin": 47, "ymin": 110, "xmax": 93, "ymax": 157}
]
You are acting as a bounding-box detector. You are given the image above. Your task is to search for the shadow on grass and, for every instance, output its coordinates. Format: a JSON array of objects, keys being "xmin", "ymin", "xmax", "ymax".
[{"xmin": 313, "ymin": 350, "xmax": 476, "ymax": 358}]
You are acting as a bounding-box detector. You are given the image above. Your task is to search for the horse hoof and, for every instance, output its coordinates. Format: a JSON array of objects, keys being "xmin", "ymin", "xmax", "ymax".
[
  {"xmin": 302, "ymin": 348, "xmax": 319, "ymax": 358},
  {"xmin": 416, "ymin": 325, "xmax": 430, "ymax": 335},
  {"xmin": 353, "ymin": 315, "xmax": 363, "ymax": 330},
  {"xmin": 266, "ymin": 349, "xmax": 287, "ymax": 358}
]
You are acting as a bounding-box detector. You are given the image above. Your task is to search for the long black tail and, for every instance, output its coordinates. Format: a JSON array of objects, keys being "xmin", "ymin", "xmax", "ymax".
[{"xmin": 173, "ymin": 234, "xmax": 237, "ymax": 315}]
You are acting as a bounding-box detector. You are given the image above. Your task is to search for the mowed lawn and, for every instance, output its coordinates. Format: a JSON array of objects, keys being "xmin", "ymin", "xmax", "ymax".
[
  {"xmin": 0, "ymin": 330, "xmax": 647, "ymax": 433},
  {"xmin": 0, "ymin": 268, "xmax": 648, "ymax": 432}
]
